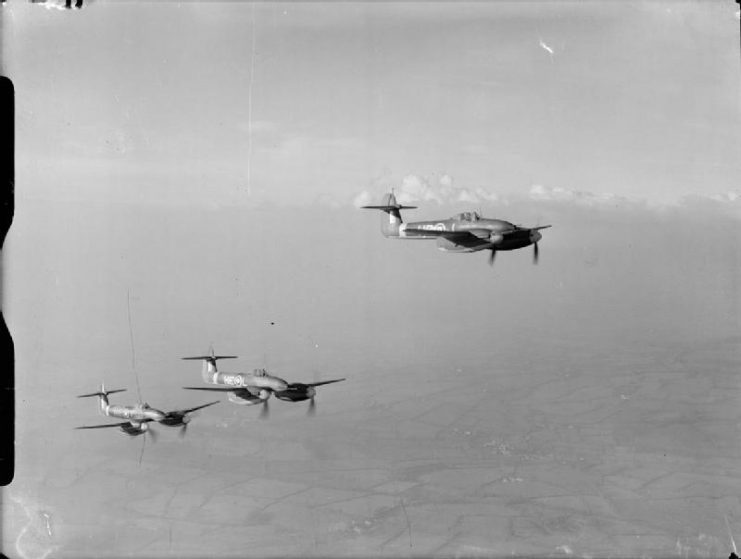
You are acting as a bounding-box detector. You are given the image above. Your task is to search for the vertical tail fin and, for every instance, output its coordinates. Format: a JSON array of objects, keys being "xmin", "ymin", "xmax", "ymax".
[
  {"xmin": 362, "ymin": 192, "xmax": 417, "ymax": 237},
  {"xmin": 99, "ymin": 382, "xmax": 107, "ymax": 413},
  {"xmin": 182, "ymin": 349, "xmax": 238, "ymax": 383},
  {"xmin": 77, "ymin": 384, "xmax": 126, "ymax": 414}
]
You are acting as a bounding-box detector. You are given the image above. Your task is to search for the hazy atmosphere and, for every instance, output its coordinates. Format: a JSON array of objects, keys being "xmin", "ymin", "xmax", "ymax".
[{"xmin": 2, "ymin": 2, "xmax": 741, "ymax": 558}]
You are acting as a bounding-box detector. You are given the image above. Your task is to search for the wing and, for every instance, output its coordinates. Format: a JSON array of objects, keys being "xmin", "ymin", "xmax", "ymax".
[
  {"xmin": 402, "ymin": 228, "xmax": 492, "ymax": 239},
  {"xmin": 307, "ymin": 378, "xmax": 346, "ymax": 387},
  {"xmin": 183, "ymin": 386, "xmax": 263, "ymax": 396},
  {"xmin": 171, "ymin": 400, "xmax": 220, "ymax": 415},
  {"xmin": 402, "ymin": 228, "xmax": 498, "ymax": 247},
  {"xmin": 75, "ymin": 422, "xmax": 132, "ymax": 430},
  {"xmin": 182, "ymin": 386, "xmax": 238, "ymax": 392}
]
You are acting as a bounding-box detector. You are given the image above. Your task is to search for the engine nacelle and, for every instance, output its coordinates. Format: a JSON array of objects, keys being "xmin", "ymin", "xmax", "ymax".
[
  {"xmin": 274, "ymin": 383, "xmax": 315, "ymax": 402},
  {"xmin": 488, "ymin": 233, "xmax": 504, "ymax": 245},
  {"xmin": 436, "ymin": 237, "xmax": 470, "ymax": 252},
  {"xmin": 228, "ymin": 389, "xmax": 271, "ymax": 406},
  {"xmin": 120, "ymin": 423, "xmax": 147, "ymax": 437}
]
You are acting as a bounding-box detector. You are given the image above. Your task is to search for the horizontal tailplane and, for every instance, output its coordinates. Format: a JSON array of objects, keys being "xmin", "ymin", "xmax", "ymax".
[
  {"xmin": 182, "ymin": 350, "xmax": 238, "ymax": 381},
  {"xmin": 181, "ymin": 355, "xmax": 238, "ymax": 362},
  {"xmin": 77, "ymin": 388, "xmax": 126, "ymax": 398},
  {"xmin": 362, "ymin": 192, "xmax": 416, "ymax": 237}
]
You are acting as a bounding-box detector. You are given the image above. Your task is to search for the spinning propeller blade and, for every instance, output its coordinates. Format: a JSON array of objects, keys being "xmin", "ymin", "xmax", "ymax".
[
  {"xmin": 533, "ymin": 242, "xmax": 539, "ymax": 264},
  {"xmin": 488, "ymin": 249, "xmax": 496, "ymax": 266},
  {"xmin": 178, "ymin": 412, "xmax": 192, "ymax": 438},
  {"xmin": 259, "ymin": 400, "xmax": 270, "ymax": 419},
  {"xmin": 307, "ymin": 397, "xmax": 316, "ymax": 417},
  {"xmin": 138, "ymin": 424, "xmax": 156, "ymax": 466},
  {"xmin": 138, "ymin": 433, "xmax": 146, "ymax": 465}
]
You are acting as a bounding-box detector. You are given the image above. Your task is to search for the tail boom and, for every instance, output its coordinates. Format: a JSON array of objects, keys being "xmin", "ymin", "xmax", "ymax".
[
  {"xmin": 362, "ymin": 192, "xmax": 416, "ymax": 238},
  {"xmin": 77, "ymin": 384, "xmax": 126, "ymax": 415},
  {"xmin": 182, "ymin": 350, "xmax": 237, "ymax": 383}
]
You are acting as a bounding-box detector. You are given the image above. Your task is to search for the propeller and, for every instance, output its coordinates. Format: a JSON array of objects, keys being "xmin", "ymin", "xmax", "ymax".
[
  {"xmin": 138, "ymin": 424, "xmax": 156, "ymax": 466},
  {"xmin": 179, "ymin": 420, "xmax": 189, "ymax": 438},
  {"xmin": 533, "ymin": 242, "xmax": 539, "ymax": 264},
  {"xmin": 307, "ymin": 397, "xmax": 316, "ymax": 417},
  {"xmin": 259, "ymin": 399, "xmax": 270, "ymax": 419},
  {"xmin": 488, "ymin": 249, "xmax": 497, "ymax": 266},
  {"xmin": 146, "ymin": 424, "xmax": 158, "ymax": 443},
  {"xmin": 138, "ymin": 433, "xmax": 146, "ymax": 465}
]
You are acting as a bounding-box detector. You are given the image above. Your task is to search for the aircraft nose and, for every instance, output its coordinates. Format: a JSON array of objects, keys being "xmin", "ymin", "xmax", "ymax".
[
  {"xmin": 530, "ymin": 230, "xmax": 542, "ymax": 243},
  {"xmin": 149, "ymin": 410, "xmax": 166, "ymax": 422}
]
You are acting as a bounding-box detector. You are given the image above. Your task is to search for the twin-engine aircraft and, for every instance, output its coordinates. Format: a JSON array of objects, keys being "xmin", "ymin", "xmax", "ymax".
[
  {"xmin": 76, "ymin": 384, "xmax": 219, "ymax": 438},
  {"xmin": 363, "ymin": 191, "xmax": 551, "ymax": 265},
  {"xmin": 181, "ymin": 349, "xmax": 345, "ymax": 417}
]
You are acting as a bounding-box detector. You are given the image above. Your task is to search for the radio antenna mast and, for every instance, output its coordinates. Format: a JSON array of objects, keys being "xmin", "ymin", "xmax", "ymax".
[{"xmin": 126, "ymin": 289, "xmax": 142, "ymax": 402}]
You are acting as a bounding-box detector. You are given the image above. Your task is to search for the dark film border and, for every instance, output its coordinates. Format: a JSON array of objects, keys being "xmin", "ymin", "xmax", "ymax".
[{"xmin": 0, "ymin": 75, "xmax": 15, "ymax": 486}]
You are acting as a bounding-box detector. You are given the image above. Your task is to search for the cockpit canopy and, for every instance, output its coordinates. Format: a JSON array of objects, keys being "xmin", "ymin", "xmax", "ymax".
[{"xmin": 453, "ymin": 211, "xmax": 481, "ymax": 222}]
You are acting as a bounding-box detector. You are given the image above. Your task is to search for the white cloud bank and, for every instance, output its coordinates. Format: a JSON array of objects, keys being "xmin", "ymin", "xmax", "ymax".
[
  {"xmin": 352, "ymin": 178, "xmax": 741, "ymax": 219},
  {"xmin": 528, "ymin": 185, "xmax": 741, "ymax": 217},
  {"xmin": 352, "ymin": 190, "xmax": 374, "ymax": 208},
  {"xmin": 705, "ymin": 191, "xmax": 741, "ymax": 203},
  {"xmin": 528, "ymin": 184, "xmax": 638, "ymax": 207},
  {"xmin": 353, "ymin": 174, "xmax": 501, "ymax": 208}
]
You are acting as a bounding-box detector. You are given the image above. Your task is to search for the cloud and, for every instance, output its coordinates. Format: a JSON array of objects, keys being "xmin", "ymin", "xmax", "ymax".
[
  {"xmin": 353, "ymin": 174, "xmax": 502, "ymax": 209},
  {"xmin": 314, "ymin": 193, "xmax": 343, "ymax": 209},
  {"xmin": 393, "ymin": 175, "xmax": 501, "ymax": 206},
  {"xmin": 396, "ymin": 175, "xmax": 443, "ymax": 205},
  {"xmin": 438, "ymin": 174, "xmax": 454, "ymax": 189},
  {"xmin": 524, "ymin": 184, "xmax": 741, "ymax": 221},
  {"xmin": 355, "ymin": 180, "xmax": 741, "ymax": 219},
  {"xmin": 528, "ymin": 184, "xmax": 640, "ymax": 207},
  {"xmin": 677, "ymin": 190, "xmax": 741, "ymax": 217},
  {"xmin": 352, "ymin": 191, "xmax": 373, "ymax": 208},
  {"xmin": 706, "ymin": 191, "xmax": 741, "ymax": 203}
]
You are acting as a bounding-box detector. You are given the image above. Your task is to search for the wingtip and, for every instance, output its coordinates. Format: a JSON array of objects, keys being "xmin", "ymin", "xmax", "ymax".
[{"xmin": 309, "ymin": 378, "xmax": 347, "ymax": 387}]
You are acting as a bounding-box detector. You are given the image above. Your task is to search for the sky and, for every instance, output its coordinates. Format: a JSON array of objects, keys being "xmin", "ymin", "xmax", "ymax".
[
  {"xmin": 2, "ymin": 2, "xmax": 741, "ymax": 558},
  {"xmin": 2, "ymin": 1, "xmax": 741, "ymax": 208}
]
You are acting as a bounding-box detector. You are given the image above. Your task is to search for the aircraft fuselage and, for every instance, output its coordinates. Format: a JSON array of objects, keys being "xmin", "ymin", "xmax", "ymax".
[
  {"xmin": 206, "ymin": 371, "xmax": 289, "ymax": 392},
  {"xmin": 363, "ymin": 193, "xmax": 550, "ymax": 262},
  {"xmin": 400, "ymin": 218, "xmax": 542, "ymax": 252},
  {"xmin": 104, "ymin": 403, "xmax": 165, "ymax": 423}
]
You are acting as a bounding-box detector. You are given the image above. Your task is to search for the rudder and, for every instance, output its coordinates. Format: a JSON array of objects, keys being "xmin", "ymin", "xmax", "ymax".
[
  {"xmin": 361, "ymin": 192, "xmax": 417, "ymax": 237},
  {"xmin": 182, "ymin": 349, "xmax": 237, "ymax": 383}
]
